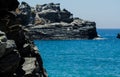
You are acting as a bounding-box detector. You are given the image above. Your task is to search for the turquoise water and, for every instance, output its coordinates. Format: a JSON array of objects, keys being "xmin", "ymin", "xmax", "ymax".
[{"xmin": 34, "ymin": 29, "xmax": 120, "ymax": 77}]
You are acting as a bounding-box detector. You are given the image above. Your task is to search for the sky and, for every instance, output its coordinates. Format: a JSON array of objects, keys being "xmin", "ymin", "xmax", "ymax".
[{"xmin": 18, "ymin": 0, "xmax": 120, "ymax": 29}]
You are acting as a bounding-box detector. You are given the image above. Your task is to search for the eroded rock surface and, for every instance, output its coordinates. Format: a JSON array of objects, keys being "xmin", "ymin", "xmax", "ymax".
[
  {"xmin": 18, "ymin": 2, "xmax": 98, "ymax": 40},
  {"xmin": 0, "ymin": 0, "xmax": 47, "ymax": 77}
]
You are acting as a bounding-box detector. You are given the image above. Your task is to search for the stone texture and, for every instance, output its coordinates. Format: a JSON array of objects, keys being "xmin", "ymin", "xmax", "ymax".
[
  {"xmin": 36, "ymin": 3, "xmax": 73, "ymax": 23},
  {"xmin": 29, "ymin": 21, "xmax": 97, "ymax": 40},
  {"xmin": 18, "ymin": 2, "xmax": 98, "ymax": 40},
  {"xmin": 18, "ymin": 2, "xmax": 32, "ymax": 25},
  {"xmin": 0, "ymin": 0, "xmax": 47, "ymax": 77},
  {"xmin": 0, "ymin": 31, "xmax": 20, "ymax": 76}
]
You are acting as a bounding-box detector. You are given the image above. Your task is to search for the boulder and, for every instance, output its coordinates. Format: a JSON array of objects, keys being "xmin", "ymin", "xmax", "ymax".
[{"xmin": 117, "ymin": 33, "xmax": 120, "ymax": 39}]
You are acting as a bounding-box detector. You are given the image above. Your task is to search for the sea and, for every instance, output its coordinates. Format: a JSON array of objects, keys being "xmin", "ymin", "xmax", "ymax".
[{"xmin": 34, "ymin": 29, "xmax": 120, "ymax": 77}]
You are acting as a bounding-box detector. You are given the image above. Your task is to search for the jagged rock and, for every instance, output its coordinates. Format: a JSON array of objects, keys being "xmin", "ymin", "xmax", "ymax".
[
  {"xmin": 35, "ymin": 13, "xmax": 46, "ymax": 25},
  {"xmin": 117, "ymin": 33, "xmax": 120, "ymax": 39},
  {"xmin": 36, "ymin": 3, "xmax": 73, "ymax": 23},
  {"xmin": 0, "ymin": 0, "xmax": 47, "ymax": 77},
  {"xmin": 17, "ymin": 2, "xmax": 98, "ymax": 40},
  {"xmin": 0, "ymin": 31, "xmax": 8, "ymax": 58},
  {"xmin": 59, "ymin": 9, "xmax": 73, "ymax": 23},
  {"xmin": 0, "ymin": 31, "xmax": 20, "ymax": 76},
  {"xmin": 18, "ymin": 2, "xmax": 33, "ymax": 25},
  {"xmin": 36, "ymin": 3, "xmax": 60, "ymax": 12}
]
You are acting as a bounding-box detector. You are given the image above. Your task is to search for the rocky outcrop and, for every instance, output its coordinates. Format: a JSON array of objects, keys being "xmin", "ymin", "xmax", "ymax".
[
  {"xmin": 117, "ymin": 33, "xmax": 120, "ymax": 39},
  {"xmin": 19, "ymin": 2, "xmax": 98, "ymax": 40},
  {"xmin": 36, "ymin": 3, "xmax": 73, "ymax": 23},
  {"xmin": 0, "ymin": 0, "xmax": 47, "ymax": 77},
  {"xmin": 18, "ymin": 2, "xmax": 32, "ymax": 25},
  {"xmin": 0, "ymin": 30, "xmax": 48, "ymax": 77},
  {"xmin": 28, "ymin": 20, "xmax": 97, "ymax": 40}
]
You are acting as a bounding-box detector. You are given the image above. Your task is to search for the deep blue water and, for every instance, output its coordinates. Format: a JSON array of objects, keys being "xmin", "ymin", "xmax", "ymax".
[{"xmin": 34, "ymin": 29, "xmax": 120, "ymax": 77}]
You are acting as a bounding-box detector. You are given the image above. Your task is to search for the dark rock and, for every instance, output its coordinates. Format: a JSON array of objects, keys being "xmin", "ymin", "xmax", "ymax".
[
  {"xmin": 18, "ymin": 2, "xmax": 32, "ymax": 25},
  {"xmin": 17, "ymin": 2, "xmax": 98, "ymax": 40},
  {"xmin": 0, "ymin": 0, "xmax": 47, "ymax": 77},
  {"xmin": 29, "ymin": 20, "xmax": 97, "ymax": 40},
  {"xmin": 59, "ymin": 9, "xmax": 73, "ymax": 23},
  {"xmin": 0, "ymin": 31, "xmax": 8, "ymax": 58},
  {"xmin": 36, "ymin": 4, "xmax": 73, "ymax": 23},
  {"xmin": 0, "ymin": 31, "xmax": 20, "ymax": 76},
  {"xmin": 117, "ymin": 33, "xmax": 120, "ymax": 39},
  {"xmin": 0, "ymin": 0, "xmax": 19, "ymax": 11}
]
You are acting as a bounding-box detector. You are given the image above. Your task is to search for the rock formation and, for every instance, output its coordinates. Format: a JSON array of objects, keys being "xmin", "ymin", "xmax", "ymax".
[
  {"xmin": 117, "ymin": 33, "xmax": 120, "ymax": 39},
  {"xmin": 0, "ymin": 0, "xmax": 47, "ymax": 77},
  {"xmin": 0, "ymin": 31, "xmax": 20, "ymax": 76},
  {"xmin": 18, "ymin": 2, "xmax": 98, "ymax": 40},
  {"xmin": 35, "ymin": 3, "xmax": 73, "ymax": 23}
]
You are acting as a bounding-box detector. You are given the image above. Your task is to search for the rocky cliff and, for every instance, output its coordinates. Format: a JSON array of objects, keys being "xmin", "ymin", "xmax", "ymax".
[
  {"xmin": 0, "ymin": 0, "xmax": 47, "ymax": 77},
  {"xmin": 18, "ymin": 2, "xmax": 98, "ymax": 40}
]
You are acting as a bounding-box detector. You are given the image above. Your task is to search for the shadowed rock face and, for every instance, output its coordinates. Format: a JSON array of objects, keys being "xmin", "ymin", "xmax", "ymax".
[
  {"xmin": 0, "ymin": 0, "xmax": 19, "ymax": 11},
  {"xmin": 0, "ymin": 0, "xmax": 19, "ymax": 20},
  {"xmin": 18, "ymin": 2, "xmax": 32, "ymax": 25},
  {"xmin": 0, "ymin": 0, "xmax": 47, "ymax": 77},
  {"xmin": 117, "ymin": 33, "xmax": 120, "ymax": 39},
  {"xmin": 35, "ymin": 3, "xmax": 73, "ymax": 23},
  {"xmin": 0, "ymin": 31, "xmax": 20, "ymax": 76}
]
